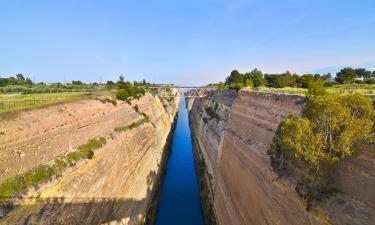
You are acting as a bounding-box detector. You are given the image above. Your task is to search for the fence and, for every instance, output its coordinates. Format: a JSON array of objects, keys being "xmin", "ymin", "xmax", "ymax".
[{"xmin": 0, "ymin": 92, "xmax": 107, "ymax": 113}]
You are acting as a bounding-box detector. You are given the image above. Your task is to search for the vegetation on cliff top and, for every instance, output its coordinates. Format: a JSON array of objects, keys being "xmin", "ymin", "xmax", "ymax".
[
  {"xmin": 269, "ymin": 82, "xmax": 374, "ymax": 206},
  {"xmin": 211, "ymin": 67, "xmax": 375, "ymax": 96},
  {"xmin": 115, "ymin": 76, "xmax": 146, "ymax": 103},
  {"xmin": 0, "ymin": 137, "xmax": 106, "ymax": 204}
]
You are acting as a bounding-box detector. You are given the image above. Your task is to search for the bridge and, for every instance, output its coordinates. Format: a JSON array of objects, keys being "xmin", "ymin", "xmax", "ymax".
[{"xmin": 146, "ymin": 85, "xmax": 217, "ymax": 98}]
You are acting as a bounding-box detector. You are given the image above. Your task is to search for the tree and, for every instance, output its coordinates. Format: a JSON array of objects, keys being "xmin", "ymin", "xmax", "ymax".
[
  {"xmin": 354, "ymin": 68, "xmax": 372, "ymax": 78},
  {"xmin": 303, "ymin": 93, "xmax": 373, "ymax": 157},
  {"xmin": 272, "ymin": 71, "xmax": 299, "ymax": 88},
  {"xmin": 119, "ymin": 75, "xmax": 124, "ymax": 82},
  {"xmin": 298, "ymin": 74, "xmax": 315, "ymax": 88},
  {"xmin": 322, "ymin": 73, "xmax": 332, "ymax": 81},
  {"xmin": 271, "ymin": 115, "xmax": 326, "ymax": 175},
  {"xmin": 72, "ymin": 80, "xmax": 83, "ymax": 85},
  {"xmin": 116, "ymin": 77, "xmax": 145, "ymax": 102},
  {"xmin": 225, "ymin": 70, "xmax": 245, "ymax": 85},
  {"xmin": 16, "ymin": 74, "xmax": 25, "ymax": 81},
  {"xmin": 0, "ymin": 78, "xmax": 7, "ymax": 87},
  {"xmin": 271, "ymin": 91, "xmax": 374, "ymax": 197},
  {"xmin": 335, "ymin": 67, "xmax": 356, "ymax": 84},
  {"xmin": 106, "ymin": 80, "xmax": 114, "ymax": 86},
  {"xmin": 246, "ymin": 68, "xmax": 267, "ymax": 87},
  {"xmin": 25, "ymin": 77, "xmax": 33, "ymax": 85}
]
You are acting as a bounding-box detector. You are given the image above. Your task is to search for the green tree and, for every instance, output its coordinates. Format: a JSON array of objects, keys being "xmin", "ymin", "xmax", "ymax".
[
  {"xmin": 72, "ymin": 80, "xmax": 83, "ymax": 85},
  {"xmin": 106, "ymin": 80, "xmax": 114, "ymax": 86},
  {"xmin": 225, "ymin": 70, "xmax": 245, "ymax": 85},
  {"xmin": 335, "ymin": 67, "xmax": 356, "ymax": 84},
  {"xmin": 246, "ymin": 68, "xmax": 267, "ymax": 87},
  {"xmin": 354, "ymin": 68, "xmax": 372, "ymax": 78},
  {"xmin": 0, "ymin": 78, "xmax": 7, "ymax": 87},
  {"xmin": 271, "ymin": 115, "xmax": 327, "ymax": 175},
  {"xmin": 322, "ymin": 73, "xmax": 332, "ymax": 81},
  {"xmin": 271, "ymin": 91, "xmax": 374, "ymax": 196},
  {"xmin": 297, "ymin": 74, "xmax": 314, "ymax": 88},
  {"xmin": 303, "ymin": 93, "xmax": 373, "ymax": 157},
  {"xmin": 25, "ymin": 77, "xmax": 33, "ymax": 85},
  {"xmin": 273, "ymin": 71, "xmax": 299, "ymax": 88},
  {"xmin": 16, "ymin": 73, "xmax": 25, "ymax": 81}
]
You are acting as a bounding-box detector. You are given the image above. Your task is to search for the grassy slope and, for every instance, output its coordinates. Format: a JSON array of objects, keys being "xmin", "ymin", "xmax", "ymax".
[{"xmin": 0, "ymin": 91, "xmax": 111, "ymax": 113}]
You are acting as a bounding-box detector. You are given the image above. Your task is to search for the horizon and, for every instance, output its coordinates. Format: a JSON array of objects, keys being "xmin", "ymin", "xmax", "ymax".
[{"xmin": 1, "ymin": 0, "xmax": 375, "ymax": 85}]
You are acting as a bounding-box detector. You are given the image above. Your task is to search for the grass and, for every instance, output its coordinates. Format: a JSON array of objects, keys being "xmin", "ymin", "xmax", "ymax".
[
  {"xmin": 254, "ymin": 86, "xmax": 308, "ymax": 95},
  {"xmin": 327, "ymin": 84, "xmax": 375, "ymax": 95},
  {"xmin": 0, "ymin": 136, "xmax": 106, "ymax": 204},
  {"xmin": 250, "ymin": 84, "xmax": 375, "ymax": 97},
  {"xmin": 114, "ymin": 118, "xmax": 148, "ymax": 132},
  {"xmin": 0, "ymin": 91, "xmax": 111, "ymax": 113}
]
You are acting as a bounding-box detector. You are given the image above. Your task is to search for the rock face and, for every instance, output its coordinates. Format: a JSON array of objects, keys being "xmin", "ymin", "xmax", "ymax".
[
  {"xmin": 0, "ymin": 92, "xmax": 179, "ymax": 225},
  {"xmin": 188, "ymin": 90, "xmax": 375, "ymax": 225}
]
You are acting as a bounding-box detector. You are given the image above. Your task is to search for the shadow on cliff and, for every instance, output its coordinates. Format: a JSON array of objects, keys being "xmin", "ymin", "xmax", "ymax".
[{"xmin": 0, "ymin": 171, "xmax": 158, "ymax": 225}]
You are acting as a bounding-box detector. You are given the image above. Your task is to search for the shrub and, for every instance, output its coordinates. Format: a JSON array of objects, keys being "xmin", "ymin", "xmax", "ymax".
[
  {"xmin": 134, "ymin": 104, "xmax": 140, "ymax": 113},
  {"xmin": 114, "ymin": 118, "xmax": 147, "ymax": 132},
  {"xmin": 205, "ymin": 106, "xmax": 220, "ymax": 120},
  {"xmin": 77, "ymin": 137, "xmax": 106, "ymax": 159},
  {"xmin": 116, "ymin": 80, "xmax": 146, "ymax": 102},
  {"xmin": 228, "ymin": 83, "xmax": 243, "ymax": 91},
  {"xmin": 0, "ymin": 136, "xmax": 107, "ymax": 204},
  {"xmin": 269, "ymin": 92, "xmax": 374, "ymax": 203}
]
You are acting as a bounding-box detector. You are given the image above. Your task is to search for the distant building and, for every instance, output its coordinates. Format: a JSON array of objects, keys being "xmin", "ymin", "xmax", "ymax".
[{"xmin": 355, "ymin": 76, "xmax": 364, "ymax": 81}]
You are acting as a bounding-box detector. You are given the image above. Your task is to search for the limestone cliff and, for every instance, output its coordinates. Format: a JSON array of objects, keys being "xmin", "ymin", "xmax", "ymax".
[
  {"xmin": 188, "ymin": 90, "xmax": 375, "ymax": 225},
  {"xmin": 0, "ymin": 91, "xmax": 179, "ymax": 225}
]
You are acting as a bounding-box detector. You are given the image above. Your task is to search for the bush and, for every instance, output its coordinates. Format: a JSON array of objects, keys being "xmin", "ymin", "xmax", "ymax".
[
  {"xmin": 205, "ymin": 106, "xmax": 220, "ymax": 120},
  {"xmin": 0, "ymin": 136, "xmax": 107, "ymax": 204},
  {"xmin": 77, "ymin": 137, "xmax": 106, "ymax": 159},
  {"xmin": 114, "ymin": 118, "xmax": 147, "ymax": 132},
  {"xmin": 116, "ymin": 80, "xmax": 146, "ymax": 102},
  {"xmin": 269, "ymin": 92, "xmax": 374, "ymax": 203},
  {"xmin": 228, "ymin": 83, "xmax": 243, "ymax": 91},
  {"xmin": 134, "ymin": 104, "xmax": 140, "ymax": 113}
]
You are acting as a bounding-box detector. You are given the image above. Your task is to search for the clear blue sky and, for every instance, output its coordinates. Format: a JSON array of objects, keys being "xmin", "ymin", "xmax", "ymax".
[{"xmin": 1, "ymin": 0, "xmax": 375, "ymax": 85}]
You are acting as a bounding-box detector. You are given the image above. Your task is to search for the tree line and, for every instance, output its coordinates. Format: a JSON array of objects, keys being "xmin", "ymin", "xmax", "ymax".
[
  {"xmin": 221, "ymin": 67, "xmax": 375, "ymax": 90},
  {"xmin": 0, "ymin": 74, "xmax": 33, "ymax": 87}
]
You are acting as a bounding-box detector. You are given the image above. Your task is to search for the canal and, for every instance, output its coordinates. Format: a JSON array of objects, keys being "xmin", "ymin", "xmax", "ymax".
[{"xmin": 155, "ymin": 99, "xmax": 204, "ymax": 225}]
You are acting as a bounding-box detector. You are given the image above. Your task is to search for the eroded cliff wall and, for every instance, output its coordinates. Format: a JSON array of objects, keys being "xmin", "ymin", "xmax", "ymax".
[
  {"xmin": 0, "ymin": 91, "xmax": 179, "ymax": 225},
  {"xmin": 189, "ymin": 90, "xmax": 375, "ymax": 225}
]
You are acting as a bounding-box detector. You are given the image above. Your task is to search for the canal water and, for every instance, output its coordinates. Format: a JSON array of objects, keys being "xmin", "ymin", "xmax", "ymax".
[{"xmin": 155, "ymin": 99, "xmax": 204, "ymax": 225}]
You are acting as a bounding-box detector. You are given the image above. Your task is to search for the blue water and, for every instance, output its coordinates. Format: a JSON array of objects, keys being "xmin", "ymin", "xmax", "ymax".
[{"xmin": 155, "ymin": 99, "xmax": 205, "ymax": 225}]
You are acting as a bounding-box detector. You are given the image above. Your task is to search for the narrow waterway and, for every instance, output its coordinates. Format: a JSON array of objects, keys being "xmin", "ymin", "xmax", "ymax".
[{"xmin": 155, "ymin": 99, "xmax": 204, "ymax": 225}]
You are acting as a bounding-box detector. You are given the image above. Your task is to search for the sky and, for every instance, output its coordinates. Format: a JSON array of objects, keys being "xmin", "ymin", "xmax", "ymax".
[{"xmin": 1, "ymin": 0, "xmax": 375, "ymax": 85}]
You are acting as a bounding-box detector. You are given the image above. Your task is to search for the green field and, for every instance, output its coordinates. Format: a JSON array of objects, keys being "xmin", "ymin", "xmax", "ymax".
[
  {"xmin": 252, "ymin": 84, "xmax": 375, "ymax": 97},
  {"xmin": 0, "ymin": 91, "xmax": 111, "ymax": 113}
]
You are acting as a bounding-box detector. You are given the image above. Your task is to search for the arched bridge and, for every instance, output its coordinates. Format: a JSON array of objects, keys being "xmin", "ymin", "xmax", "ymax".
[{"xmin": 146, "ymin": 85, "xmax": 217, "ymax": 98}]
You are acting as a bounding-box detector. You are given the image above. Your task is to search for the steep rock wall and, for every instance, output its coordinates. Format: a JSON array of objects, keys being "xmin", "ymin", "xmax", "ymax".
[
  {"xmin": 189, "ymin": 90, "xmax": 375, "ymax": 225},
  {"xmin": 0, "ymin": 92, "xmax": 179, "ymax": 225}
]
